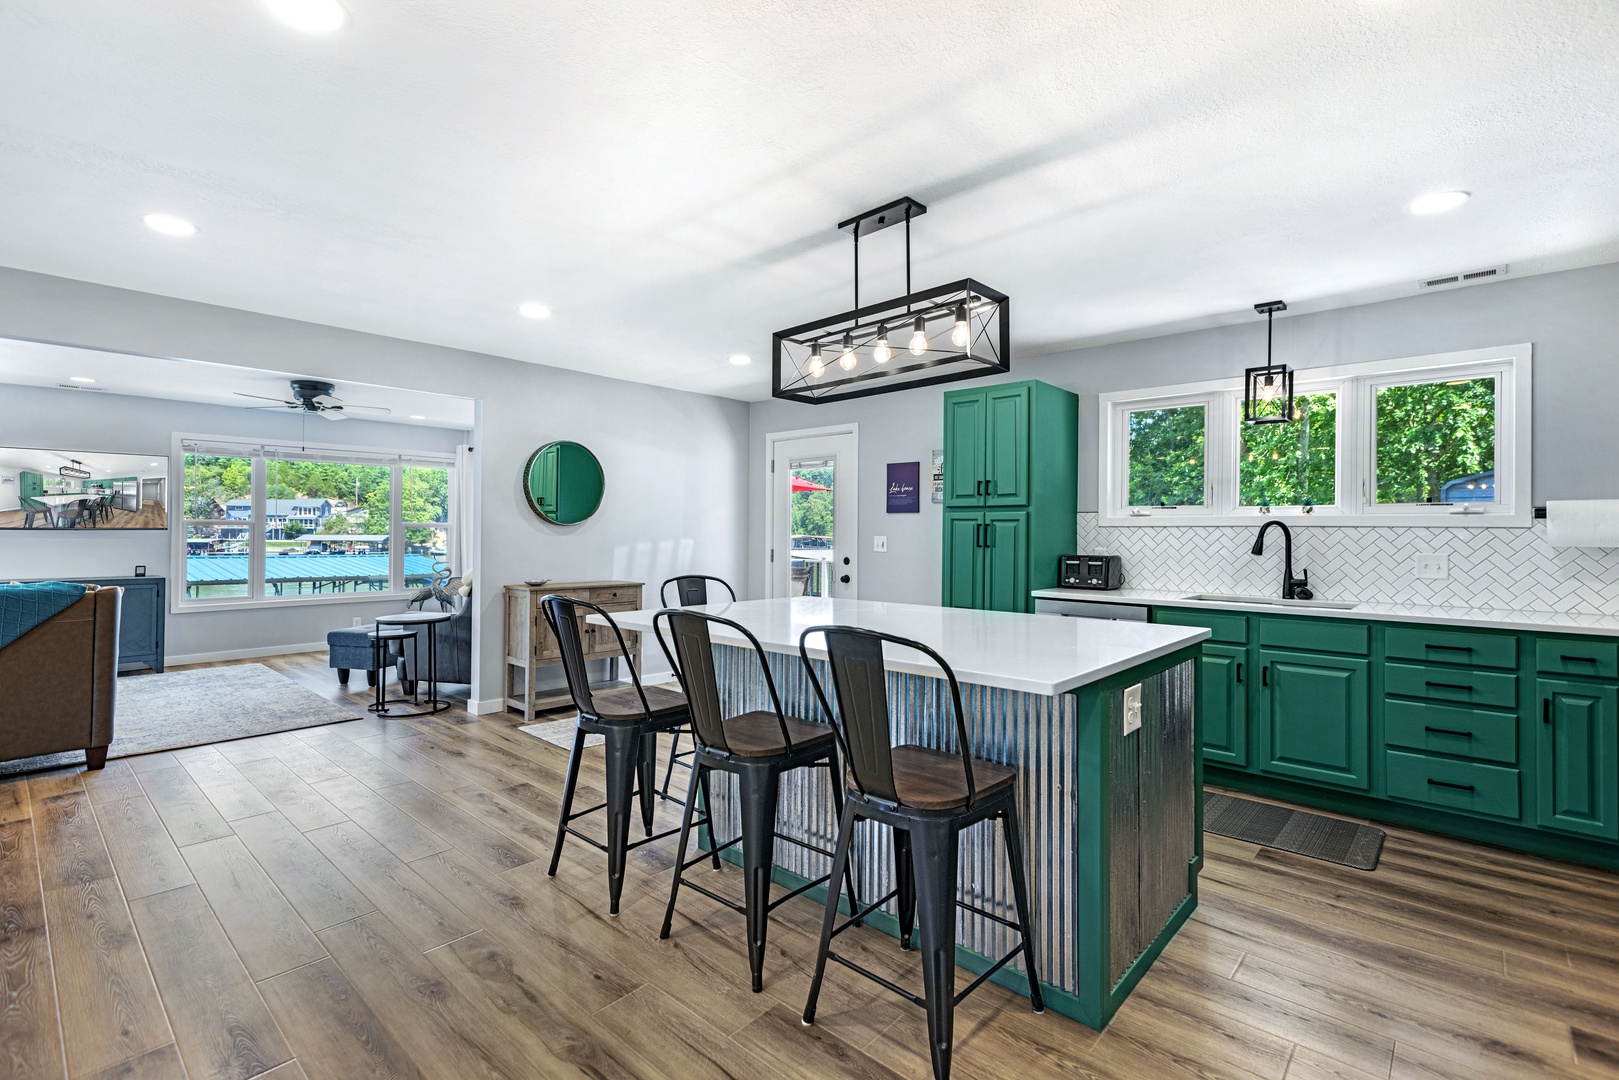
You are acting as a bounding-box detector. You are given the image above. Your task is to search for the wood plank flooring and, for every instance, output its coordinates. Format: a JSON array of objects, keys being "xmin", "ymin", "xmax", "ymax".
[{"xmin": 3, "ymin": 651, "xmax": 1618, "ymax": 1079}]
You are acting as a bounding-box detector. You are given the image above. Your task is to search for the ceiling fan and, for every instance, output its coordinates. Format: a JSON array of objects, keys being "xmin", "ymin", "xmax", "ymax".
[{"xmin": 233, "ymin": 379, "xmax": 391, "ymax": 421}]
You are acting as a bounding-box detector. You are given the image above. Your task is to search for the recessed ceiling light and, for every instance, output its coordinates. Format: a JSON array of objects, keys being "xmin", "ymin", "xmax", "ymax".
[
  {"xmin": 409, "ymin": 414, "xmax": 426, "ymax": 420},
  {"xmin": 264, "ymin": 0, "xmax": 348, "ymax": 34},
  {"xmin": 728, "ymin": 354, "xmax": 752, "ymax": 366},
  {"xmin": 518, "ymin": 302, "xmax": 552, "ymax": 320},
  {"xmin": 69, "ymin": 376, "xmax": 96, "ymax": 383},
  {"xmin": 143, "ymin": 213, "xmax": 197, "ymax": 237},
  {"xmin": 1407, "ymin": 190, "xmax": 1470, "ymax": 215}
]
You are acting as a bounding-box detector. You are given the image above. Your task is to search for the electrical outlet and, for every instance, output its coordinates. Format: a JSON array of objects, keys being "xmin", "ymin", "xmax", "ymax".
[
  {"xmin": 352, "ymin": 617, "xmax": 363, "ymax": 627},
  {"xmin": 1414, "ymin": 553, "xmax": 1449, "ymax": 580},
  {"xmin": 1122, "ymin": 684, "xmax": 1142, "ymax": 736},
  {"xmin": 873, "ymin": 535, "xmax": 887, "ymax": 552}
]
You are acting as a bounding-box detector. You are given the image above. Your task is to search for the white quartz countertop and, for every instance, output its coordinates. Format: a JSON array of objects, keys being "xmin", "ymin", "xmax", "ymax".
[
  {"xmin": 1030, "ymin": 587, "xmax": 1619, "ymax": 638},
  {"xmin": 591, "ymin": 597, "xmax": 1208, "ymax": 697}
]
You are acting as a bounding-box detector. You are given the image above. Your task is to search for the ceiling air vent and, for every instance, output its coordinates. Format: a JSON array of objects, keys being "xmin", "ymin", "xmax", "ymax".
[
  {"xmin": 1418, "ymin": 264, "xmax": 1508, "ymax": 290},
  {"xmin": 56, "ymin": 383, "xmax": 108, "ymax": 391}
]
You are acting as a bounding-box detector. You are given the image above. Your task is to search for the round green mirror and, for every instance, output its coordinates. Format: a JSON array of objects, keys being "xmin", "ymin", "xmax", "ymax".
[{"xmin": 523, "ymin": 441, "xmax": 605, "ymax": 525}]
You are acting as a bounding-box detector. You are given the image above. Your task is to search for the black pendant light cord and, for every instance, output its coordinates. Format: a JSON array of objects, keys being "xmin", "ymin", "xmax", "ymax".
[
  {"xmin": 1267, "ymin": 306, "xmax": 1274, "ymax": 365},
  {"xmin": 853, "ymin": 221, "xmax": 860, "ymax": 311}
]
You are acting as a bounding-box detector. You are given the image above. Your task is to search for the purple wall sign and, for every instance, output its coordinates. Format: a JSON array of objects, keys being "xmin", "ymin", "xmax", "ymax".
[{"xmin": 886, "ymin": 462, "xmax": 921, "ymax": 513}]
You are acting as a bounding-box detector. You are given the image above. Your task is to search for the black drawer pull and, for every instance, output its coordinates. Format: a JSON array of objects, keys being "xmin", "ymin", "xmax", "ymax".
[
  {"xmin": 1561, "ymin": 653, "xmax": 1599, "ymax": 664},
  {"xmin": 1425, "ymin": 643, "xmax": 1473, "ymax": 652},
  {"xmin": 1262, "ymin": 665, "xmax": 1269, "ymax": 687},
  {"xmin": 1427, "ymin": 778, "xmax": 1476, "ymax": 793},
  {"xmin": 1543, "ymin": 697, "xmax": 1552, "ymax": 724},
  {"xmin": 1425, "ymin": 681, "xmax": 1473, "ymax": 693},
  {"xmin": 1424, "ymin": 725, "xmax": 1474, "ymax": 738},
  {"xmin": 1236, "ymin": 662, "xmax": 1243, "ymax": 684}
]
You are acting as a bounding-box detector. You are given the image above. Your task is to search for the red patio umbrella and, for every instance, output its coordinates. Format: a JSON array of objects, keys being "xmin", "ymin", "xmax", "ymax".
[{"xmin": 791, "ymin": 476, "xmax": 831, "ymax": 492}]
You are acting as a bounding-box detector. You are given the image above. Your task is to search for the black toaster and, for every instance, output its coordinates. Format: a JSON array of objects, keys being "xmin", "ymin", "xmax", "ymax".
[{"xmin": 1059, "ymin": 554, "xmax": 1124, "ymax": 590}]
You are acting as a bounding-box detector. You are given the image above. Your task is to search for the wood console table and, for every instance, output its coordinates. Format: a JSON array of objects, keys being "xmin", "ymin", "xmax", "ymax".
[{"xmin": 504, "ymin": 581, "xmax": 643, "ymax": 721}]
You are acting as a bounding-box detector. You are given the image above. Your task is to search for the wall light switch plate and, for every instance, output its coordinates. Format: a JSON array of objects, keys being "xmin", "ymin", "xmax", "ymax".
[
  {"xmin": 352, "ymin": 618, "xmax": 363, "ymax": 627},
  {"xmin": 873, "ymin": 536, "xmax": 887, "ymax": 552},
  {"xmin": 1414, "ymin": 553, "xmax": 1449, "ymax": 580},
  {"xmin": 1122, "ymin": 684, "xmax": 1142, "ymax": 736}
]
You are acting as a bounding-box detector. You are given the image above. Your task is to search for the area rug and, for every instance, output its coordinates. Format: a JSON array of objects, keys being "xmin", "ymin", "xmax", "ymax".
[
  {"xmin": 0, "ymin": 663, "xmax": 362, "ymax": 776},
  {"xmin": 1204, "ymin": 790, "xmax": 1385, "ymax": 870},
  {"xmin": 520, "ymin": 718, "xmax": 602, "ymax": 751}
]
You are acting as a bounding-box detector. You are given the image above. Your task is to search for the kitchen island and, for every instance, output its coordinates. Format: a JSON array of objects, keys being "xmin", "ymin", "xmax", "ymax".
[{"xmin": 595, "ymin": 596, "xmax": 1208, "ymax": 1029}]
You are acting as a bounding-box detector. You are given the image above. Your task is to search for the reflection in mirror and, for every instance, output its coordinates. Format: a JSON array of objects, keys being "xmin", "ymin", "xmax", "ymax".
[{"xmin": 523, "ymin": 441, "xmax": 604, "ymax": 525}]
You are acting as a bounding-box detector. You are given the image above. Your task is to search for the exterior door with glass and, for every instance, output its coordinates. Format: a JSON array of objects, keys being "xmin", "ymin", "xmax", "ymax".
[{"xmin": 766, "ymin": 427, "xmax": 858, "ymax": 600}]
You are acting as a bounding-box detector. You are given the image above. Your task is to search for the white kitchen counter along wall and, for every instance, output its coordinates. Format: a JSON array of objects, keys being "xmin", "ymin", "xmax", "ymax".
[{"xmin": 1079, "ymin": 513, "xmax": 1619, "ymax": 615}]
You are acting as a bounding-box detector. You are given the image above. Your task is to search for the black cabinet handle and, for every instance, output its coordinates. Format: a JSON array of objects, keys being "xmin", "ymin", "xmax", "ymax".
[
  {"xmin": 1425, "ymin": 643, "xmax": 1473, "ymax": 653},
  {"xmin": 976, "ymin": 479, "xmax": 985, "ymax": 496},
  {"xmin": 1543, "ymin": 697, "xmax": 1552, "ymax": 724},
  {"xmin": 1425, "ymin": 681, "xmax": 1472, "ymax": 693},
  {"xmin": 986, "ymin": 480, "xmax": 994, "ymax": 496},
  {"xmin": 1427, "ymin": 778, "xmax": 1475, "ymax": 793},
  {"xmin": 1236, "ymin": 662, "xmax": 1243, "ymax": 684},
  {"xmin": 1261, "ymin": 665, "xmax": 1269, "ymax": 687},
  {"xmin": 1424, "ymin": 725, "xmax": 1474, "ymax": 738},
  {"xmin": 1562, "ymin": 653, "xmax": 1598, "ymax": 664},
  {"xmin": 985, "ymin": 524, "xmax": 994, "ymax": 547}
]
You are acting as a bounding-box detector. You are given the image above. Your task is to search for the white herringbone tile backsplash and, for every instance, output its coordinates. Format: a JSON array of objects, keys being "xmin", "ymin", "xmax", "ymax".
[{"xmin": 1078, "ymin": 514, "xmax": 1619, "ymax": 615}]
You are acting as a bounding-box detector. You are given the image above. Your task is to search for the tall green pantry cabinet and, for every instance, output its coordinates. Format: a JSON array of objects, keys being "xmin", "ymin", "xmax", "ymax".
[{"xmin": 941, "ymin": 380, "xmax": 1077, "ymax": 612}]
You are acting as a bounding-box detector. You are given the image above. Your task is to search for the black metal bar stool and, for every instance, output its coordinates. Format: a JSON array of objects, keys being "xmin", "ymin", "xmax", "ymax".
[
  {"xmin": 655, "ymin": 575, "xmax": 737, "ymax": 798},
  {"xmin": 652, "ymin": 608, "xmax": 857, "ymax": 992},
  {"xmin": 798, "ymin": 625, "xmax": 1043, "ymax": 1080},
  {"xmin": 542, "ymin": 594, "xmax": 693, "ymax": 915}
]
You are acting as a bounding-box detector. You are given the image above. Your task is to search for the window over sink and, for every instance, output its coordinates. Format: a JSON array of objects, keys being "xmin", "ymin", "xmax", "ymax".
[{"xmin": 1100, "ymin": 344, "xmax": 1530, "ymax": 527}]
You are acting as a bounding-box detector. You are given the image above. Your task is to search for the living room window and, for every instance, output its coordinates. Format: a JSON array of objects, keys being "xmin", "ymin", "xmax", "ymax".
[
  {"xmin": 1099, "ymin": 343, "xmax": 1530, "ymax": 526},
  {"xmin": 175, "ymin": 437, "xmax": 456, "ymax": 609}
]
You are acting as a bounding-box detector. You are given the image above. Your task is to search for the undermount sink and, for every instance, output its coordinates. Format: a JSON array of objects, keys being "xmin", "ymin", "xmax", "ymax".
[{"xmin": 1182, "ymin": 593, "xmax": 1360, "ymax": 610}]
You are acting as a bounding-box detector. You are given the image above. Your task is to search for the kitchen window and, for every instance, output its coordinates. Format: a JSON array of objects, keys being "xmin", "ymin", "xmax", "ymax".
[
  {"xmin": 174, "ymin": 435, "xmax": 457, "ymax": 609},
  {"xmin": 1100, "ymin": 344, "xmax": 1530, "ymax": 526}
]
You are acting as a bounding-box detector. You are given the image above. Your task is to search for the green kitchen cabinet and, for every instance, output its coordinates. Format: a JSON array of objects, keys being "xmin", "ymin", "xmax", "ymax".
[
  {"xmin": 1536, "ymin": 678, "xmax": 1619, "ymax": 840},
  {"xmin": 1257, "ymin": 648, "xmax": 1371, "ymax": 791},
  {"xmin": 1199, "ymin": 644, "xmax": 1249, "ymax": 767},
  {"xmin": 941, "ymin": 380, "xmax": 1076, "ymax": 612}
]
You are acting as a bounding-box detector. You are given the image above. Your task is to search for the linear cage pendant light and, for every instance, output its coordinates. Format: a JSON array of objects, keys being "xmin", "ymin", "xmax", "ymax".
[
  {"xmin": 1243, "ymin": 300, "xmax": 1294, "ymax": 425},
  {"xmin": 773, "ymin": 196, "xmax": 1009, "ymax": 403},
  {"xmin": 58, "ymin": 459, "xmax": 91, "ymax": 480}
]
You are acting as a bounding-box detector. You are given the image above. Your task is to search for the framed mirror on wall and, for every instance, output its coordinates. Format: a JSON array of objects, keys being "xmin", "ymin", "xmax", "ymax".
[{"xmin": 523, "ymin": 441, "xmax": 604, "ymax": 525}]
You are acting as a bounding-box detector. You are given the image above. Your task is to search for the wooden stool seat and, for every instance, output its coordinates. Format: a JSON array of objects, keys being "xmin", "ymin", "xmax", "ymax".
[
  {"xmin": 593, "ymin": 683, "xmax": 688, "ymax": 721},
  {"xmin": 863, "ymin": 745, "xmax": 1018, "ymax": 811},
  {"xmin": 722, "ymin": 711, "xmax": 835, "ymax": 757}
]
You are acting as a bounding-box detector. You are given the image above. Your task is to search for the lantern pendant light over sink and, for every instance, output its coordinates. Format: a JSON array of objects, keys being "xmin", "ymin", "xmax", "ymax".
[
  {"xmin": 1244, "ymin": 300, "xmax": 1294, "ymax": 425},
  {"xmin": 772, "ymin": 196, "xmax": 1010, "ymax": 404}
]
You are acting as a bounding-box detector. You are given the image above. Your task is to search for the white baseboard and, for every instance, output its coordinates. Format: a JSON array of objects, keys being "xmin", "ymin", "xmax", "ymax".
[
  {"xmin": 165, "ymin": 641, "xmax": 327, "ymax": 666},
  {"xmin": 471, "ymin": 696, "xmax": 509, "ymax": 715}
]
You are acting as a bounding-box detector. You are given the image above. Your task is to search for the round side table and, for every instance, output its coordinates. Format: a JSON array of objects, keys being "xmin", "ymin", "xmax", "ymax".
[{"xmin": 372, "ymin": 610, "xmax": 454, "ymax": 716}]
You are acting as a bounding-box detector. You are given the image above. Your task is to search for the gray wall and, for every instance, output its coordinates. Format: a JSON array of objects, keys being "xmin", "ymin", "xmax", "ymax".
[
  {"xmin": 0, "ymin": 383, "xmax": 464, "ymax": 661},
  {"xmin": 0, "ymin": 267, "xmax": 751, "ymax": 709},
  {"xmin": 746, "ymin": 260, "xmax": 1619, "ymax": 605}
]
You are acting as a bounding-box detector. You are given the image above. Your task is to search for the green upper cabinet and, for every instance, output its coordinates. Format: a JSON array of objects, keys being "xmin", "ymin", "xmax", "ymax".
[
  {"xmin": 944, "ymin": 393, "xmax": 987, "ymax": 505},
  {"xmin": 1536, "ymin": 678, "xmax": 1619, "ymax": 840},
  {"xmin": 940, "ymin": 380, "xmax": 1076, "ymax": 612},
  {"xmin": 984, "ymin": 384, "xmax": 1030, "ymax": 507},
  {"xmin": 1258, "ymin": 647, "xmax": 1371, "ymax": 791}
]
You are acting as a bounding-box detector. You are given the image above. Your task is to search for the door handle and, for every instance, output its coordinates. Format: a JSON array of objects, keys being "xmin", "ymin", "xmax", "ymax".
[{"xmin": 839, "ymin": 574, "xmax": 850, "ymax": 584}]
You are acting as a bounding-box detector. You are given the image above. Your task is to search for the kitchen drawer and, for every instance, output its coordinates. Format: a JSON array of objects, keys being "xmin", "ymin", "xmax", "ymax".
[
  {"xmin": 589, "ymin": 586, "xmax": 639, "ymax": 605},
  {"xmin": 584, "ymin": 624, "xmax": 637, "ymax": 657},
  {"xmin": 1536, "ymin": 638, "xmax": 1619, "ymax": 680},
  {"xmin": 1385, "ymin": 626, "xmax": 1517, "ymax": 670},
  {"xmin": 1384, "ymin": 662, "xmax": 1518, "ymax": 710},
  {"xmin": 1154, "ymin": 608, "xmax": 1249, "ymax": 645},
  {"xmin": 1259, "ymin": 617, "xmax": 1369, "ymax": 656},
  {"xmin": 1386, "ymin": 749, "xmax": 1521, "ymax": 821},
  {"xmin": 1383, "ymin": 698, "xmax": 1519, "ymax": 764}
]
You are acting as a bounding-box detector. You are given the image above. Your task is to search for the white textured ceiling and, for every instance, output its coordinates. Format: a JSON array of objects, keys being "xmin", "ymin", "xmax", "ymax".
[{"xmin": 1, "ymin": 1, "xmax": 1616, "ymax": 402}]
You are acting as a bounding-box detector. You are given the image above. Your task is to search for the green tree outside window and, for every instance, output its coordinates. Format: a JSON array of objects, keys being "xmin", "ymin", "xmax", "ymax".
[
  {"xmin": 1127, "ymin": 406, "xmax": 1205, "ymax": 506},
  {"xmin": 1375, "ymin": 378, "xmax": 1495, "ymax": 503},
  {"xmin": 1239, "ymin": 392, "xmax": 1338, "ymax": 506}
]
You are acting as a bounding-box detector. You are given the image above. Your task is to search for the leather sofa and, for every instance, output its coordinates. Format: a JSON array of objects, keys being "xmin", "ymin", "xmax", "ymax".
[{"xmin": 0, "ymin": 583, "xmax": 120, "ymax": 769}]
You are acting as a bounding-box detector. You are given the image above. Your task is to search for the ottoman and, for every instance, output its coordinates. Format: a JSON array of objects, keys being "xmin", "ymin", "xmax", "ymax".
[{"xmin": 326, "ymin": 627, "xmax": 400, "ymax": 687}]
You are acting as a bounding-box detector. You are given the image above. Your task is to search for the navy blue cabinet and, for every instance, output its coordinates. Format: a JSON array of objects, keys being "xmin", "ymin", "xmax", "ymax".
[{"xmin": 27, "ymin": 575, "xmax": 165, "ymax": 672}]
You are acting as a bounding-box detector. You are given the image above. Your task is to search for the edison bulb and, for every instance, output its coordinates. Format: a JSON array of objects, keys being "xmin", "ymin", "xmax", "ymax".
[
  {"xmin": 909, "ymin": 315, "xmax": 928, "ymax": 355},
  {"xmin": 1257, "ymin": 374, "xmax": 1279, "ymax": 401},
  {"xmin": 873, "ymin": 325, "xmax": 892, "ymax": 365},
  {"xmin": 807, "ymin": 344, "xmax": 825, "ymax": 378},
  {"xmin": 949, "ymin": 303, "xmax": 970, "ymax": 349},
  {"xmin": 838, "ymin": 332, "xmax": 857, "ymax": 371}
]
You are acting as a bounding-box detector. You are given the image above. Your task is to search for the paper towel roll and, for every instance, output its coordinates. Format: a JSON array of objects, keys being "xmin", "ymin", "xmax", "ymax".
[{"xmin": 1545, "ymin": 500, "xmax": 1619, "ymax": 548}]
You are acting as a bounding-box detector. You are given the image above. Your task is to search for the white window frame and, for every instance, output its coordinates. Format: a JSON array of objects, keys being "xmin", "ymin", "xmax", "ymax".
[
  {"xmin": 171, "ymin": 433, "xmax": 457, "ymax": 613},
  {"xmin": 1100, "ymin": 343, "xmax": 1531, "ymax": 527}
]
